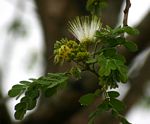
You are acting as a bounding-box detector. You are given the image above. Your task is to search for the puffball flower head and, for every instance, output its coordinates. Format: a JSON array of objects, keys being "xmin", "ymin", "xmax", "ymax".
[{"xmin": 68, "ymin": 16, "xmax": 102, "ymax": 43}]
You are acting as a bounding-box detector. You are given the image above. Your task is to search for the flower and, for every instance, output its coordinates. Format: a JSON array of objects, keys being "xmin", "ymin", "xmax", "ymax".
[
  {"xmin": 54, "ymin": 45, "xmax": 72, "ymax": 64},
  {"xmin": 68, "ymin": 16, "xmax": 101, "ymax": 43},
  {"xmin": 54, "ymin": 39, "xmax": 78, "ymax": 64}
]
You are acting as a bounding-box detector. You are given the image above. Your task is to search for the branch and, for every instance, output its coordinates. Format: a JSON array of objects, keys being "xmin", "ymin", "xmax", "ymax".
[{"xmin": 123, "ymin": 0, "xmax": 131, "ymax": 26}]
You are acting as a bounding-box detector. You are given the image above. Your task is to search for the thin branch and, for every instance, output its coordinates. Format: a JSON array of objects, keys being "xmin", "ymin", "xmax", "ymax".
[{"xmin": 123, "ymin": 0, "xmax": 131, "ymax": 26}]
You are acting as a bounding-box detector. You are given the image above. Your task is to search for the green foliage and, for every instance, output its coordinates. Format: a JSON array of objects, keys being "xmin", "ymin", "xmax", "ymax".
[
  {"xmin": 79, "ymin": 93, "xmax": 96, "ymax": 106},
  {"xmin": 97, "ymin": 49, "xmax": 128, "ymax": 88},
  {"xmin": 86, "ymin": 0, "xmax": 107, "ymax": 14},
  {"xmin": 8, "ymin": 84, "xmax": 26, "ymax": 97},
  {"xmin": 8, "ymin": 1, "xmax": 139, "ymax": 123},
  {"xmin": 96, "ymin": 26, "xmax": 138, "ymax": 52},
  {"xmin": 110, "ymin": 98, "xmax": 125, "ymax": 112},
  {"xmin": 112, "ymin": 26, "xmax": 140, "ymax": 35},
  {"xmin": 8, "ymin": 73, "xmax": 68, "ymax": 120},
  {"xmin": 88, "ymin": 91, "xmax": 130, "ymax": 124},
  {"xmin": 108, "ymin": 91, "xmax": 120, "ymax": 98},
  {"xmin": 124, "ymin": 41, "xmax": 138, "ymax": 52}
]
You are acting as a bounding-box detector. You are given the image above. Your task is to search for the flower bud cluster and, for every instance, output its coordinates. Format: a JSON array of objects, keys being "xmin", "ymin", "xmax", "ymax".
[
  {"xmin": 54, "ymin": 39, "xmax": 90, "ymax": 64},
  {"xmin": 54, "ymin": 16, "xmax": 101, "ymax": 64}
]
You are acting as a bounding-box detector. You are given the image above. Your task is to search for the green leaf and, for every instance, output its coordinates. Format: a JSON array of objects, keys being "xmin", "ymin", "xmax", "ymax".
[
  {"xmin": 99, "ymin": 59, "xmax": 111, "ymax": 76},
  {"xmin": 111, "ymin": 109, "xmax": 119, "ymax": 117},
  {"xmin": 102, "ymin": 48, "xmax": 117, "ymax": 57},
  {"xmin": 97, "ymin": 99, "xmax": 111, "ymax": 111},
  {"xmin": 19, "ymin": 81, "xmax": 30, "ymax": 85},
  {"xmin": 21, "ymin": 97, "xmax": 36, "ymax": 110},
  {"xmin": 44, "ymin": 87, "xmax": 57, "ymax": 97},
  {"xmin": 113, "ymin": 59, "xmax": 124, "ymax": 66},
  {"xmin": 27, "ymin": 99, "xmax": 36, "ymax": 110},
  {"xmin": 113, "ymin": 54, "xmax": 126, "ymax": 63},
  {"xmin": 8, "ymin": 72, "xmax": 68, "ymax": 120},
  {"xmin": 112, "ymin": 26, "xmax": 124, "ymax": 35},
  {"xmin": 25, "ymin": 88, "xmax": 39, "ymax": 99},
  {"xmin": 109, "ymin": 98, "xmax": 125, "ymax": 112},
  {"xmin": 123, "ymin": 41, "xmax": 138, "ymax": 52},
  {"xmin": 122, "ymin": 26, "xmax": 139, "ymax": 35},
  {"xmin": 14, "ymin": 102, "xmax": 27, "ymax": 120},
  {"xmin": 109, "ymin": 58, "xmax": 128, "ymax": 83},
  {"xmin": 15, "ymin": 110, "xmax": 26, "ymax": 120},
  {"xmin": 113, "ymin": 37, "xmax": 125, "ymax": 46},
  {"xmin": 8, "ymin": 89, "xmax": 23, "ymax": 97},
  {"xmin": 79, "ymin": 93, "xmax": 96, "ymax": 106},
  {"xmin": 98, "ymin": 56, "xmax": 117, "ymax": 76},
  {"xmin": 108, "ymin": 91, "xmax": 120, "ymax": 98},
  {"xmin": 105, "ymin": 37, "xmax": 126, "ymax": 47},
  {"xmin": 112, "ymin": 26, "xmax": 139, "ymax": 35},
  {"xmin": 15, "ymin": 102, "xmax": 27, "ymax": 111},
  {"xmin": 12, "ymin": 84, "xmax": 26, "ymax": 89},
  {"xmin": 8, "ymin": 84, "xmax": 26, "ymax": 97},
  {"xmin": 117, "ymin": 65, "xmax": 128, "ymax": 83},
  {"xmin": 37, "ymin": 73, "xmax": 68, "ymax": 87},
  {"xmin": 96, "ymin": 30, "xmax": 110, "ymax": 39},
  {"xmin": 102, "ymin": 48, "xmax": 126, "ymax": 63}
]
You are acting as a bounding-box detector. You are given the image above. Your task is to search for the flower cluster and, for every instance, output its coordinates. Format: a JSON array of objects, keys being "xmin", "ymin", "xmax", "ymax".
[
  {"xmin": 54, "ymin": 39, "xmax": 89, "ymax": 64},
  {"xmin": 54, "ymin": 16, "xmax": 101, "ymax": 64},
  {"xmin": 54, "ymin": 39, "xmax": 78, "ymax": 64}
]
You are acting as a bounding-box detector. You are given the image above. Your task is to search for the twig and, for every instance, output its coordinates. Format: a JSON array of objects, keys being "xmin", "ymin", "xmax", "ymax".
[{"xmin": 123, "ymin": 0, "xmax": 131, "ymax": 26}]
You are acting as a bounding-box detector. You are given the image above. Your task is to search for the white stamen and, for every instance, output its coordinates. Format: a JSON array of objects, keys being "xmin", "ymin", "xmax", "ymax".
[{"xmin": 68, "ymin": 16, "xmax": 101, "ymax": 43}]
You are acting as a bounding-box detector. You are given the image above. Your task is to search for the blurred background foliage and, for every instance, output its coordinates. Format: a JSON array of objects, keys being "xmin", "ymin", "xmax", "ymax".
[{"xmin": 0, "ymin": 0, "xmax": 150, "ymax": 124}]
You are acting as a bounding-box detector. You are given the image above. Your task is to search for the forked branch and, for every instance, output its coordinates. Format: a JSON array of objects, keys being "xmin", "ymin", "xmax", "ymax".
[{"xmin": 123, "ymin": 0, "xmax": 131, "ymax": 26}]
